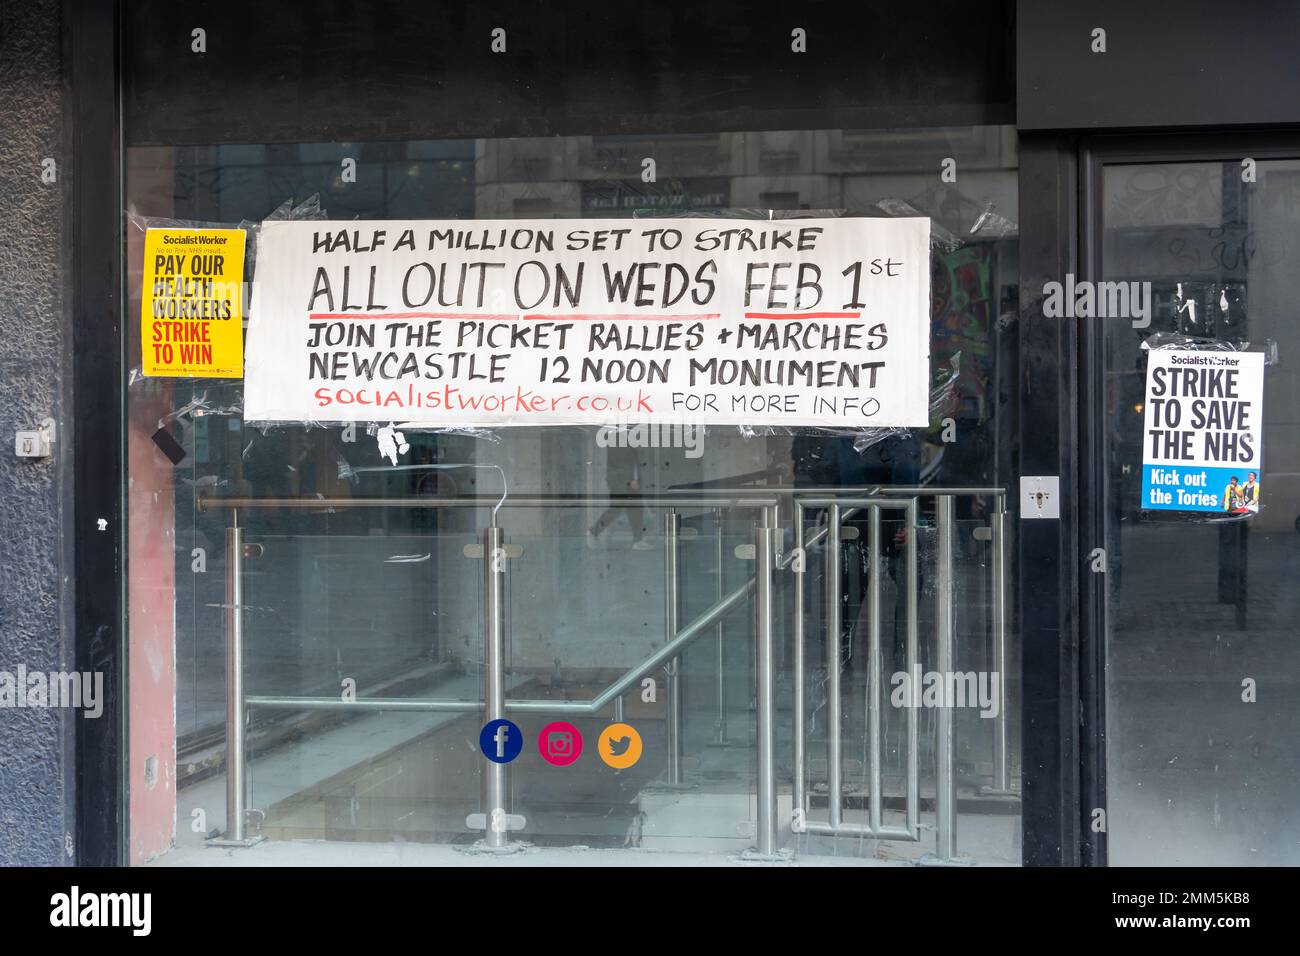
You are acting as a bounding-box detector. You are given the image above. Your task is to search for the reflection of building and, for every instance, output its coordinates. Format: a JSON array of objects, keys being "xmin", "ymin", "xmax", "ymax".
[
  {"xmin": 473, "ymin": 129, "xmax": 1018, "ymax": 233},
  {"xmin": 470, "ymin": 131, "xmax": 1020, "ymax": 500}
]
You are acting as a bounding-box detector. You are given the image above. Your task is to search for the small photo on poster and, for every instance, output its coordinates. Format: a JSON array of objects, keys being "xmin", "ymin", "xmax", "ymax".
[{"xmin": 1221, "ymin": 471, "xmax": 1261, "ymax": 515}]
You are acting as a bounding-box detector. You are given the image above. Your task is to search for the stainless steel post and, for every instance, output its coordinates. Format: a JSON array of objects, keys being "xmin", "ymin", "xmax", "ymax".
[
  {"xmin": 713, "ymin": 508, "xmax": 727, "ymax": 744},
  {"xmin": 990, "ymin": 501, "xmax": 1010, "ymax": 792},
  {"xmin": 754, "ymin": 512, "xmax": 778, "ymax": 854},
  {"xmin": 482, "ymin": 524, "xmax": 509, "ymax": 848},
  {"xmin": 905, "ymin": 498, "xmax": 920, "ymax": 837},
  {"xmin": 935, "ymin": 495, "xmax": 957, "ymax": 860},
  {"xmin": 867, "ymin": 505, "xmax": 883, "ymax": 834},
  {"xmin": 664, "ymin": 510, "xmax": 683, "ymax": 785},
  {"xmin": 224, "ymin": 513, "xmax": 247, "ymax": 842},
  {"xmin": 825, "ymin": 504, "xmax": 843, "ymax": 829},
  {"xmin": 792, "ymin": 504, "xmax": 806, "ymax": 819}
]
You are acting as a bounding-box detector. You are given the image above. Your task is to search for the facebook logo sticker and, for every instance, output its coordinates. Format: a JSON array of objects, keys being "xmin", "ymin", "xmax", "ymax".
[{"xmin": 479, "ymin": 719, "xmax": 523, "ymax": 763}]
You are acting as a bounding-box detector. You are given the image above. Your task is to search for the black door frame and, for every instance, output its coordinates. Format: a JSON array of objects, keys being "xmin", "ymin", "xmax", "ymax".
[
  {"xmin": 67, "ymin": 0, "xmax": 126, "ymax": 867},
  {"xmin": 1077, "ymin": 129, "xmax": 1300, "ymax": 868},
  {"xmin": 1016, "ymin": 132, "xmax": 1085, "ymax": 866}
]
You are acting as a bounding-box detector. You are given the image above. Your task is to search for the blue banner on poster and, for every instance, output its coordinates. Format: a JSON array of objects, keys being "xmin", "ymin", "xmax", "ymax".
[{"xmin": 1141, "ymin": 463, "xmax": 1260, "ymax": 514}]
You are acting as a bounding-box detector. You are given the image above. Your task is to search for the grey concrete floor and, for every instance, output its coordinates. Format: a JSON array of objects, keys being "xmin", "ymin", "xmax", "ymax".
[{"xmin": 1106, "ymin": 523, "xmax": 1300, "ymax": 865}]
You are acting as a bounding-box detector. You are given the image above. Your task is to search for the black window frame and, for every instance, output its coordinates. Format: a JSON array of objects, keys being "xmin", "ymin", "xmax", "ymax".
[{"xmin": 72, "ymin": 0, "xmax": 1097, "ymax": 869}]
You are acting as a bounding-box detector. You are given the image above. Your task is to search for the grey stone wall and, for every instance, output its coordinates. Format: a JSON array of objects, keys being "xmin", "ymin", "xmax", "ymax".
[{"xmin": 0, "ymin": 0, "xmax": 74, "ymax": 865}]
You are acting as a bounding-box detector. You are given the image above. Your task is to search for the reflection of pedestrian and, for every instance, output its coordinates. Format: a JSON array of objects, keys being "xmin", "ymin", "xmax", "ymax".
[{"xmin": 590, "ymin": 443, "xmax": 654, "ymax": 549}]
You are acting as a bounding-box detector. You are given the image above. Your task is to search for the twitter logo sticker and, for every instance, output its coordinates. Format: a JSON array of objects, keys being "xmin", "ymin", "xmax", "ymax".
[{"xmin": 598, "ymin": 722, "xmax": 643, "ymax": 769}]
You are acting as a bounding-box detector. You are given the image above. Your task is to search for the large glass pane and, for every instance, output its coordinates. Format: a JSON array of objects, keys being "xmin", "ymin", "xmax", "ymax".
[
  {"xmin": 125, "ymin": 127, "xmax": 1021, "ymax": 864},
  {"xmin": 1102, "ymin": 159, "xmax": 1300, "ymax": 865}
]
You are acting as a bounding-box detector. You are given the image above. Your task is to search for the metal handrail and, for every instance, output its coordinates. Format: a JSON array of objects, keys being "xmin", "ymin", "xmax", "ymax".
[
  {"xmin": 790, "ymin": 489, "xmax": 1012, "ymax": 860},
  {"xmin": 793, "ymin": 497, "xmax": 922, "ymax": 844},
  {"xmin": 199, "ymin": 486, "xmax": 1007, "ymax": 512},
  {"xmin": 199, "ymin": 494, "xmax": 779, "ymax": 511},
  {"xmin": 217, "ymin": 484, "xmax": 1008, "ymax": 855},
  {"xmin": 216, "ymin": 491, "xmax": 769, "ymax": 848},
  {"xmin": 242, "ymin": 576, "xmax": 755, "ymax": 717}
]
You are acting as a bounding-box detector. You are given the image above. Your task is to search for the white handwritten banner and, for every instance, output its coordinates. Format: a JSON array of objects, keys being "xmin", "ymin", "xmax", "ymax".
[{"xmin": 243, "ymin": 217, "xmax": 931, "ymax": 427}]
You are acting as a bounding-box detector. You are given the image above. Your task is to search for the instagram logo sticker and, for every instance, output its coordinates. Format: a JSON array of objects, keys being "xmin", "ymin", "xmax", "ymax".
[{"xmin": 537, "ymin": 721, "xmax": 583, "ymax": 766}]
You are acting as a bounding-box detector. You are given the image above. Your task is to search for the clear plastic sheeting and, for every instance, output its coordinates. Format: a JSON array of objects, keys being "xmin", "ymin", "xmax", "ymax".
[
  {"xmin": 126, "ymin": 194, "xmax": 328, "ymax": 387},
  {"xmin": 131, "ymin": 198, "xmax": 350, "ymax": 469},
  {"xmin": 124, "ymin": 198, "xmax": 980, "ymax": 483},
  {"xmin": 719, "ymin": 352, "xmax": 961, "ymax": 454},
  {"xmin": 1141, "ymin": 330, "xmax": 1279, "ymax": 366},
  {"xmin": 874, "ymin": 198, "xmax": 963, "ymax": 252},
  {"xmin": 855, "ymin": 354, "xmax": 961, "ymax": 454},
  {"xmin": 968, "ymin": 201, "xmax": 1018, "ymax": 239},
  {"xmin": 130, "ymin": 201, "xmax": 964, "ymax": 463},
  {"xmin": 634, "ymin": 207, "xmax": 846, "ymax": 221},
  {"xmin": 157, "ymin": 391, "xmax": 244, "ymax": 427},
  {"xmin": 658, "ymin": 200, "xmax": 985, "ymax": 253}
]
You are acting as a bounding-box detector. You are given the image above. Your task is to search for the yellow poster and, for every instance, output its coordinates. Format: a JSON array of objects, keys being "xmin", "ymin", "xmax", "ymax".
[{"xmin": 141, "ymin": 228, "xmax": 246, "ymax": 377}]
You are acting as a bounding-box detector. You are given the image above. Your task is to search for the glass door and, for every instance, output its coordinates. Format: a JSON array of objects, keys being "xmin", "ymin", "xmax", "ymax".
[{"xmin": 1089, "ymin": 140, "xmax": 1300, "ymax": 865}]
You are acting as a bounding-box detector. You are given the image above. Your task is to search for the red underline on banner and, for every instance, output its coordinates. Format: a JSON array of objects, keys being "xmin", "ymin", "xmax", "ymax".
[
  {"xmin": 522, "ymin": 313, "xmax": 722, "ymax": 322},
  {"xmin": 307, "ymin": 312, "xmax": 728, "ymax": 322},
  {"xmin": 308, "ymin": 312, "xmax": 521, "ymax": 321},
  {"xmin": 743, "ymin": 311, "xmax": 861, "ymax": 319}
]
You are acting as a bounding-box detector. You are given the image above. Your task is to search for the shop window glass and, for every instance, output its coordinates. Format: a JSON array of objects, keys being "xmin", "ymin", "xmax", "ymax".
[{"xmin": 124, "ymin": 127, "xmax": 1022, "ymax": 864}]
